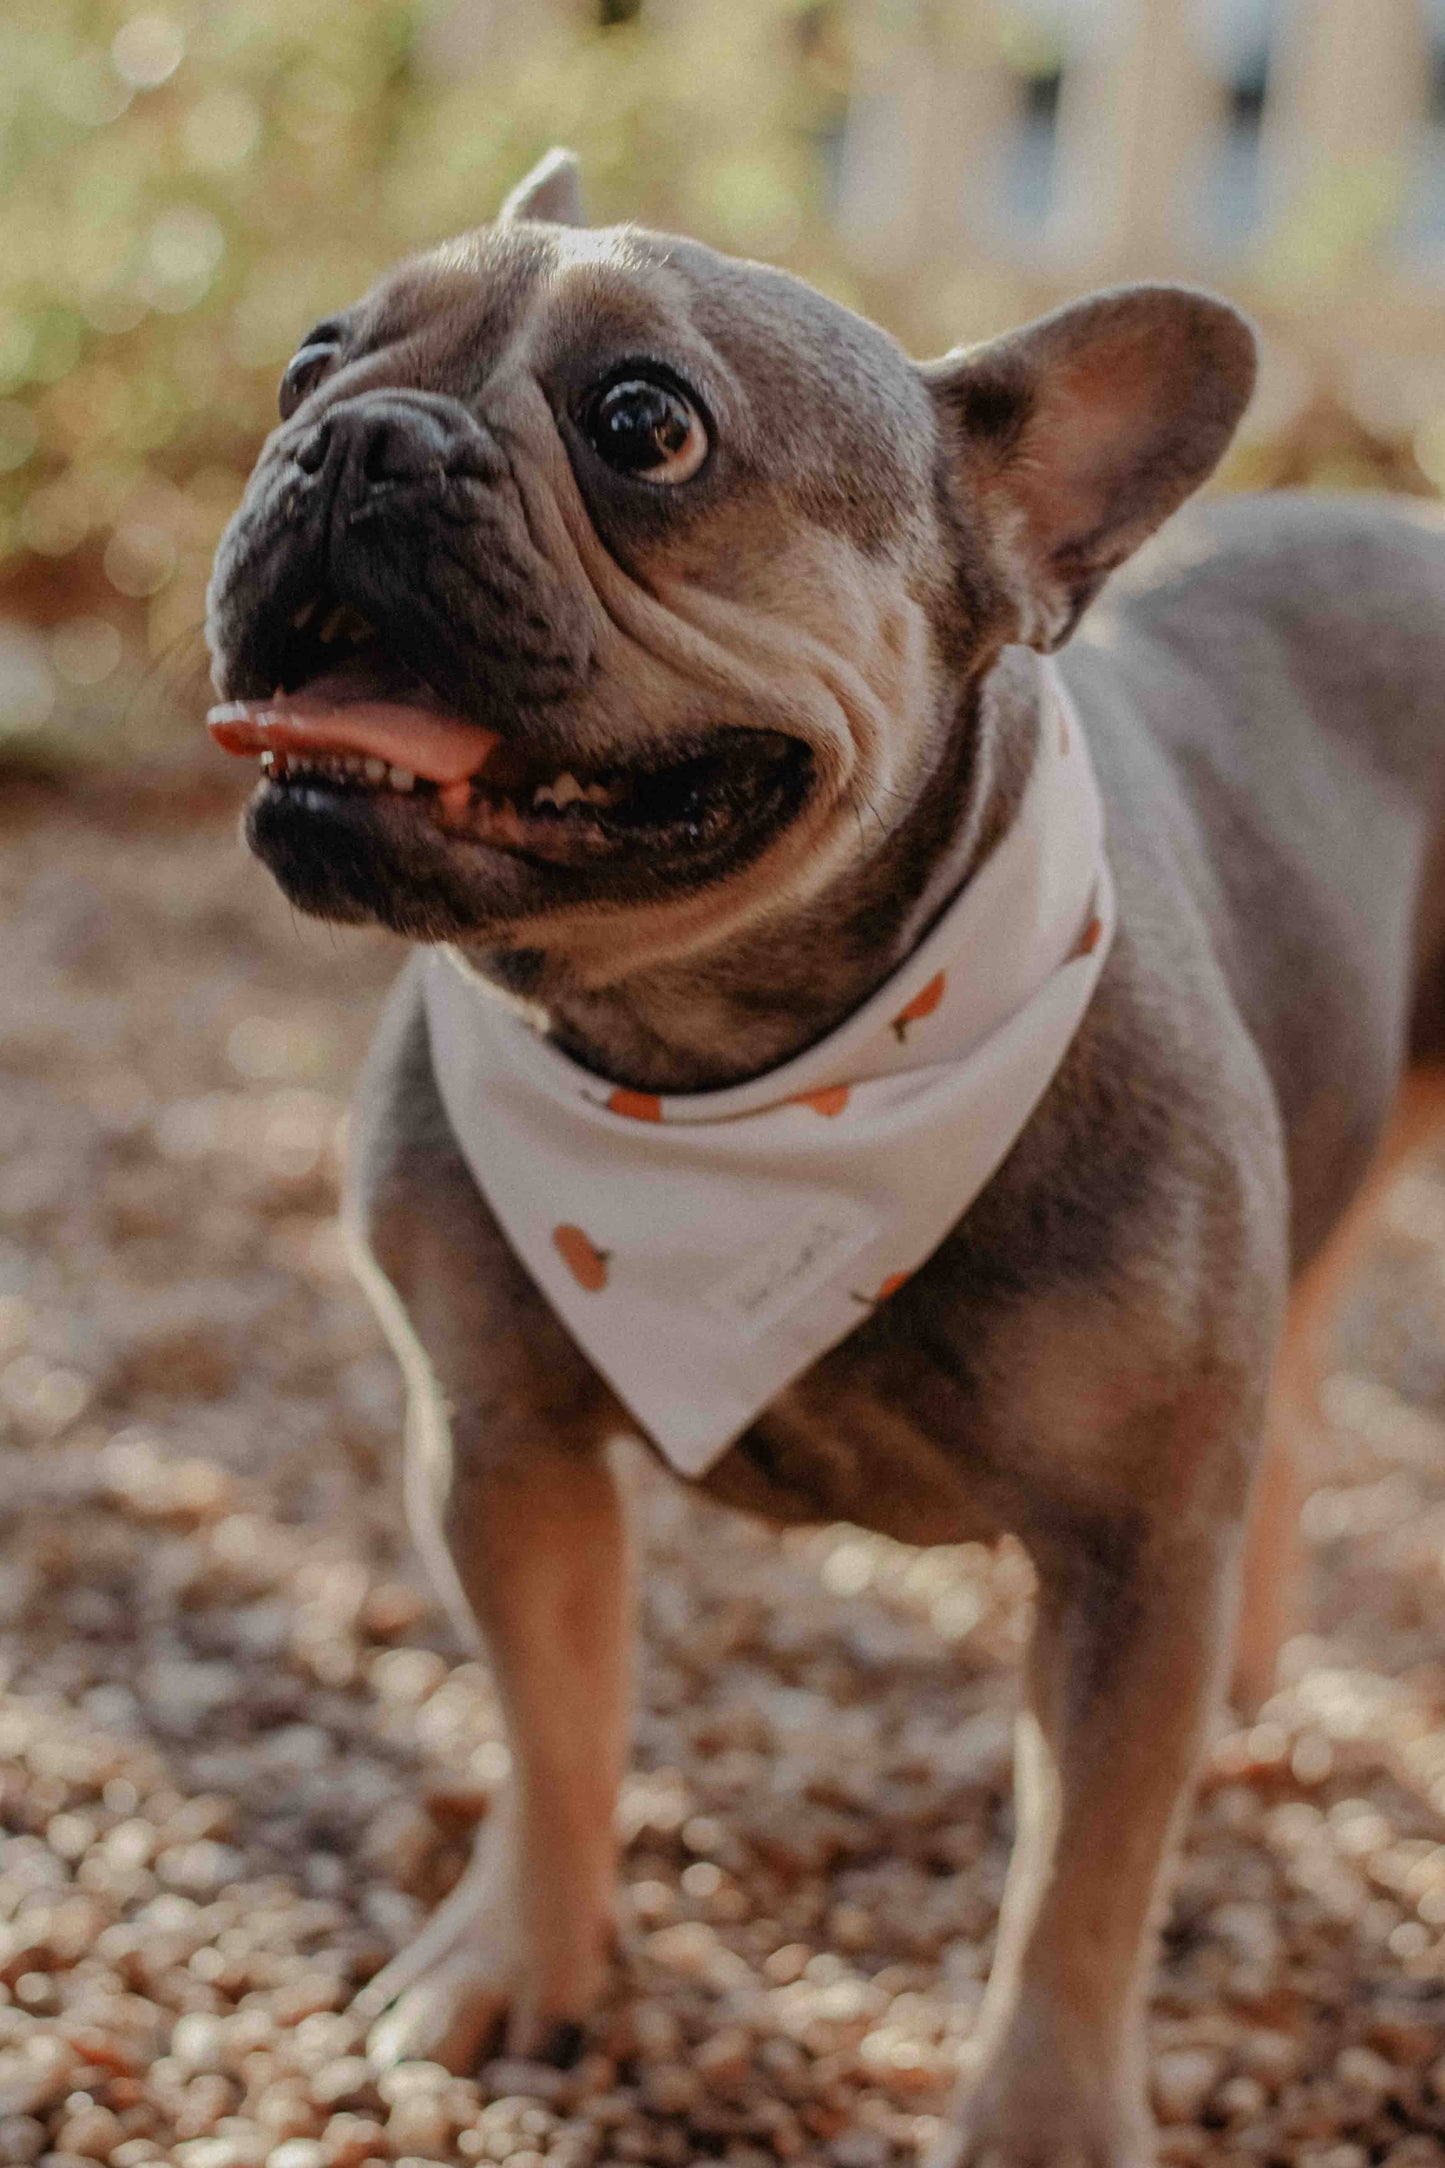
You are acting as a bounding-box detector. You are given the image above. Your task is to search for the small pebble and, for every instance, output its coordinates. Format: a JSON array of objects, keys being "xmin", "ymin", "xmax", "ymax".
[
  {"xmin": 1152, "ymin": 2049, "xmax": 1223, "ymax": 2125},
  {"xmin": 8, "ymin": 800, "xmax": 1445, "ymax": 2168}
]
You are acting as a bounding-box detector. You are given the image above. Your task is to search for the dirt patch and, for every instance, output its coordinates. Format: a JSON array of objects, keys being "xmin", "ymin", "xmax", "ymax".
[{"xmin": 3, "ymin": 781, "xmax": 1445, "ymax": 2168}]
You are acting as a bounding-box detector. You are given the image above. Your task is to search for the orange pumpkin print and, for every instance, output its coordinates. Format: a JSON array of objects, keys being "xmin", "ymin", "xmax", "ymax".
[
  {"xmin": 891, "ymin": 971, "xmax": 945, "ymax": 1042},
  {"xmin": 1074, "ymin": 915, "xmax": 1104, "ymax": 959},
  {"xmin": 790, "ymin": 1085, "xmax": 850, "ymax": 1118},
  {"xmin": 607, "ymin": 1088, "xmax": 663, "ymax": 1121},
  {"xmin": 850, "ymin": 1269, "xmax": 913, "ymax": 1307},
  {"xmin": 553, "ymin": 1224, "xmax": 610, "ymax": 1292}
]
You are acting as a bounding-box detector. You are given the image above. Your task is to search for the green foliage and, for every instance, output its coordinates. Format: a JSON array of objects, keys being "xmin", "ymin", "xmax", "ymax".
[
  {"xmin": 0, "ymin": 0, "xmax": 850, "ymax": 754},
  {"xmin": 1, "ymin": 1, "xmax": 1435, "ymax": 768}
]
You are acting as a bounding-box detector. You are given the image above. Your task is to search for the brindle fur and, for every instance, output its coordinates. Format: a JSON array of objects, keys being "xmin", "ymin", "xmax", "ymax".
[{"xmin": 208, "ymin": 154, "xmax": 1445, "ymax": 2166}]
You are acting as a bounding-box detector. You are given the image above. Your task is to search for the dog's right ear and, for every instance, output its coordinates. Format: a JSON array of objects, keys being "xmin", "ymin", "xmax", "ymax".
[
  {"xmin": 499, "ymin": 147, "xmax": 585, "ymax": 228},
  {"xmin": 924, "ymin": 285, "xmax": 1255, "ymax": 651}
]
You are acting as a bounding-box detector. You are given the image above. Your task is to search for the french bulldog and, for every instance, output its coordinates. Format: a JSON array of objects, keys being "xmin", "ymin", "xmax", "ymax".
[{"xmin": 204, "ymin": 148, "xmax": 1445, "ymax": 2166}]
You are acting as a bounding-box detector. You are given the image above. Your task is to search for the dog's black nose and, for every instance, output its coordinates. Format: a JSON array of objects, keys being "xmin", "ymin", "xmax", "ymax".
[{"xmin": 292, "ymin": 392, "xmax": 499, "ymax": 489}]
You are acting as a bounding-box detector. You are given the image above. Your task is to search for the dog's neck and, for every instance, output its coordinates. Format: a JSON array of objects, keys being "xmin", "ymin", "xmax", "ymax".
[{"xmin": 459, "ymin": 649, "xmax": 1044, "ymax": 1095}]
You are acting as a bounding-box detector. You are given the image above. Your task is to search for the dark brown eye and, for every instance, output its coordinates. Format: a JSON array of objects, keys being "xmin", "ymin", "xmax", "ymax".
[
  {"xmin": 581, "ymin": 374, "xmax": 708, "ymax": 483},
  {"xmin": 279, "ymin": 337, "xmax": 340, "ymax": 420}
]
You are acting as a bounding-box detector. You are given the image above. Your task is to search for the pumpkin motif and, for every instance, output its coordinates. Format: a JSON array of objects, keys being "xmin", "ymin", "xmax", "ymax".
[
  {"xmin": 607, "ymin": 1088, "xmax": 664, "ymax": 1121},
  {"xmin": 850, "ymin": 1269, "xmax": 913, "ymax": 1307},
  {"xmin": 553, "ymin": 1224, "xmax": 610, "ymax": 1292},
  {"xmin": 790, "ymin": 1085, "xmax": 850, "ymax": 1118},
  {"xmin": 891, "ymin": 971, "xmax": 946, "ymax": 1043}
]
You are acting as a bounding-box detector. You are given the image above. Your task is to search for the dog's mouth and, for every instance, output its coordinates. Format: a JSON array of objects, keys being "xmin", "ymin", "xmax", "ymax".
[{"xmin": 209, "ymin": 601, "xmax": 809, "ymax": 870}]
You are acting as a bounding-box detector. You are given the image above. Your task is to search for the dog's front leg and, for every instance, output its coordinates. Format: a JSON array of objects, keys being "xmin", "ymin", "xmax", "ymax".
[
  {"xmin": 350, "ymin": 984, "xmax": 631, "ymax": 2073},
  {"xmin": 938, "ymin": 1480, "xmax": 1245, "ymax": 2168},
  {"xmin": 359, "ymin": 1437, "xmax": 631, "ymax": 2072}
]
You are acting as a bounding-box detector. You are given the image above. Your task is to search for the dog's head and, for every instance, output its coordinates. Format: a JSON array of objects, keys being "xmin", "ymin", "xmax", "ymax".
[{"xmin": 207, "ymin": 150, "xmax": 1255, "ymax": 984}]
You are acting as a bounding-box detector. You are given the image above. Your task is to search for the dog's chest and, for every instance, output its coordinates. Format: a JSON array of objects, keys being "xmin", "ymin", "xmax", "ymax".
[{"xmin": 684, "ymin": 1311, "xmax": 1014, "ymax": 1546}]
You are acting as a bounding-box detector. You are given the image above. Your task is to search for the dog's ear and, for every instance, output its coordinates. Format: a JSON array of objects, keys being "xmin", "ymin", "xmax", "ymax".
[
  {"xmin": 923, "ymin": 286, "xmax": 1256, "ymax": 650},
  {"xmin": 499, "ymin": 147, "xmax": 585, "ymax": 228}
]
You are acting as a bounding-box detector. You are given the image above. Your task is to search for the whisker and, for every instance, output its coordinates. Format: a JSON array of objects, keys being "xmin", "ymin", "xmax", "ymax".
[{"xmin": 115, "ymin": 617, "xmax": 212, "ymax": 749}]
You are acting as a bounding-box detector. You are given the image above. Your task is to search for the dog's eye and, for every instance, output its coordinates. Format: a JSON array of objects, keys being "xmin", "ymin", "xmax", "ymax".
[
  {"xmin": 581, "ymin": 375, "xmax": 708, "ymax": 484},
  {"xmin": 279, "ymin": 337, "xmax": 340, "ymax": 421}
]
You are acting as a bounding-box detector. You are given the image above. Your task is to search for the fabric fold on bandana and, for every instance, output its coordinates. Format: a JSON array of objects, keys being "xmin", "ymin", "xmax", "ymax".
[{"xmin": 424, "ymin": 658, "xmax": 1115, "ymax": 1475}]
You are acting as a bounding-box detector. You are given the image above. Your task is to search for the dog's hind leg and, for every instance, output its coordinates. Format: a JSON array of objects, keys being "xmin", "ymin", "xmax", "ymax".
[
  {"xmin": 1232, "ymin": 1063, "xmax": 1445, "ymax": 1713},
  {"xmin": 346, "ymin": 970, "xmax": 631, "ymax": 2072},
  {"xmin": 937, "ymin": 1426, "xmax": 1251, "ymax": 2168}
]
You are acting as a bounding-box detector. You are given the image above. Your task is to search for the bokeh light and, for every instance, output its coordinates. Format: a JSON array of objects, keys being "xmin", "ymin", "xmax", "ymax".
[{"xmin": 2, "ymin": 1, "xmax": 1443, "ymax": 767}]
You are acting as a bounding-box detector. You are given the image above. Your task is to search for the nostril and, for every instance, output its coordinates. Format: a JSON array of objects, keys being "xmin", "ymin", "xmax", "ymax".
[
  {"xmin": 362, "ymin": 419, "xmax": 411, "ymax": 484},
  {"xmin": 294, "ymin": 421, "xmax": 331, "ymax": 475}
]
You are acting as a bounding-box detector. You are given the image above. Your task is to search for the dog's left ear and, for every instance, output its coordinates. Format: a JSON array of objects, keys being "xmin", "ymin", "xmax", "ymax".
[
  {"xmin": 924, "ymin": 285, "xmax": 1256, "ymax": 649},
  {"xmin": 499, "ymin": 147, "xmax": 585, "ymax": 227}
]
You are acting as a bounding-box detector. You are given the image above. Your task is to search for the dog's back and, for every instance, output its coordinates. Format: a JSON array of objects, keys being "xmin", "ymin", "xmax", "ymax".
[{"xmin": 1067, "ymin": 490, "xmax": 1445, "ymax": 1272}]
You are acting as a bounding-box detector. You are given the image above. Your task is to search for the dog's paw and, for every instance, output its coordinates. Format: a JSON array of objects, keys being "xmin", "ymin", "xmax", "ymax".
[
  {"xmin": 929, "ymin": 2111, "xmax": 1153, "ymax": 2168},
  {"xmin": 362, "ymin": 1947, "xmax": 515, "ymax": 2073},
  {"xmin": 928, "ymin": 2133, "xmax": 1151, "ymax": 2168},
  {"xmin": 354, "ymin": 1833, "xmax": 609, "ymax": 2073},
  {"xmin": 929, "ymin": 2045, "xmax": 1154, "ymax": 2168}
]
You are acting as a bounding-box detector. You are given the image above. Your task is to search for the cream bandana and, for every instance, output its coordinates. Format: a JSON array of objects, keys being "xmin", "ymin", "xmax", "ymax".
[{"xmin": 424, "ymin": 660, "xmax": 1115, "ymax": 1476}]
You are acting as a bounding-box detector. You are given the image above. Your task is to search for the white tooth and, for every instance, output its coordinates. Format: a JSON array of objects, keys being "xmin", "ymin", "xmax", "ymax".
[
  {"xmin": 533, "ymin": 783, "xmax": 560, "ymax": 809},
  {"xmin": 551, "ymin": 771, "xmax": 587, "ymax": 808},
  {"xmin": 388, "ymin": 766, "xmax": 415, "ymax": 792},
  {"xmin": 259, "ymin": 750, "xmax": 274, "ymax": 770},
  {"xmin": 583, "ymin": 782, "xmax": 614, "ymax": 805},
  {"xmin": 365, "ymin": 757, "xmax": 387, "ymax": 783}
]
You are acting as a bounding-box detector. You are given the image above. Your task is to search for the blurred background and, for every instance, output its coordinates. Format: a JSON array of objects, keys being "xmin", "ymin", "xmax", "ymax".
[
  {"xmin": 8, "ymin": 11, "xmax": 1445, "ymax": 2166},
  {"xmin": 3, "ymin": 0, "xmax": 1445, "ymax": 770}
]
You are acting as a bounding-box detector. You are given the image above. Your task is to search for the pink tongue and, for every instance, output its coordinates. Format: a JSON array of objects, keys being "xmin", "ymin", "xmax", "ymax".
[{"xmin": 207, "ymin": 697, "xmax": 498, "ymax": 784}]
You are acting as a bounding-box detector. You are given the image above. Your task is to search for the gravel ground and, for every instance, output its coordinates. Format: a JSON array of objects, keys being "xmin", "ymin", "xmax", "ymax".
[{"xmin": 4, "ymin": 776, "xmax": 1445, "ymax": 2168}]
